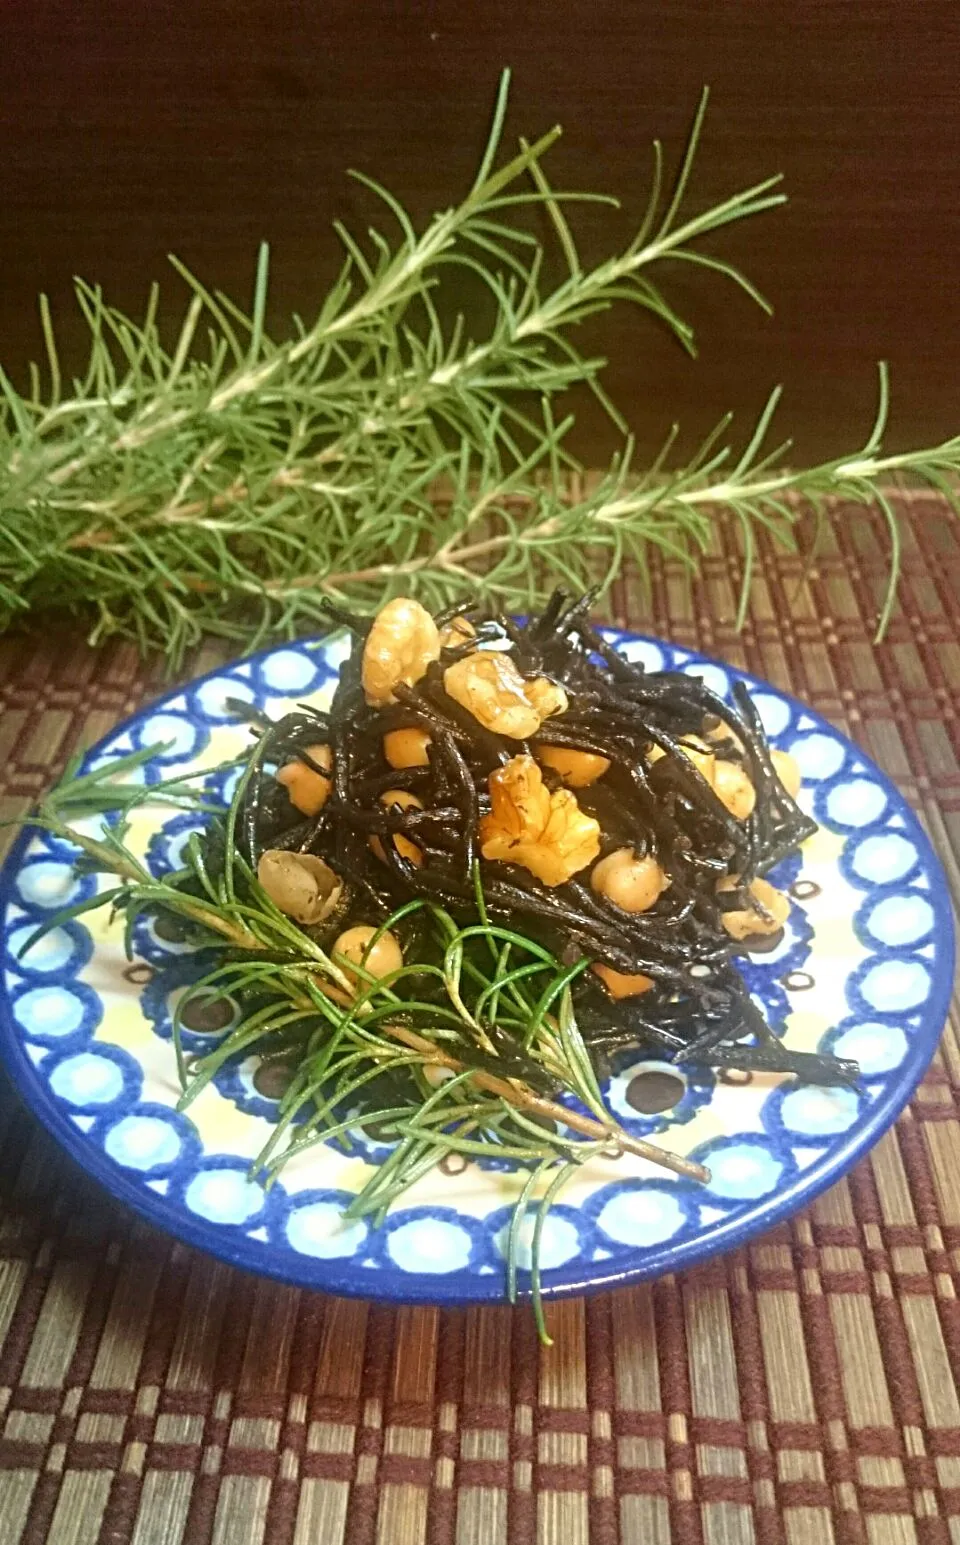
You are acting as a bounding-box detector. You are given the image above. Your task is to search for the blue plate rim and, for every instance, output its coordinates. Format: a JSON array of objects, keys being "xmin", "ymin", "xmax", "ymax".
[{"xmin": 0, "ymin": 629, "xmax": 955, "ymax": 1304}]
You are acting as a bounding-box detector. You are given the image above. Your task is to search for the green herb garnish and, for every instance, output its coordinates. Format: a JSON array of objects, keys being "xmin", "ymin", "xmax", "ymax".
[
  {"xmin": 2, "ymin": 72, "xmax": 956, "ymax": 664},
  {"xmin": 29, "ymin": 743, "xmax": 707, "ymax": 1343}
]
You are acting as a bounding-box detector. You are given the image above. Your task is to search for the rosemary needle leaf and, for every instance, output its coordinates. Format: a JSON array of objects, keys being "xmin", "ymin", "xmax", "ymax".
[
  {"xmin": 2, "ymin": 81, "xmax": 947, "ymax": 656},
  {"xmin": 28, "ymin": 742, "xmax": 692, "ymax": 1341}
]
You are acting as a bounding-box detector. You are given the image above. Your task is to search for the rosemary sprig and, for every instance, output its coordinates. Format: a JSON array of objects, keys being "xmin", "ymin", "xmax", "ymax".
[
  {"xmin": 3, "ymin": 73, "xmax": 952, "ymax": 664},
  {"xmin": 385, "ymin": 360, "xmax": 958, "ymax": 639},
  {"xmin": 27, "ymin": 745, "xmax": 706, "ymax": 1341}
]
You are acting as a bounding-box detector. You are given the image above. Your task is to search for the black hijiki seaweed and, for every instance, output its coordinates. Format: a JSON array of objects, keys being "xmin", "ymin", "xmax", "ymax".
[{"xmin": 224, "ymin": 591, "xmax": 856, "ymax": 1094}]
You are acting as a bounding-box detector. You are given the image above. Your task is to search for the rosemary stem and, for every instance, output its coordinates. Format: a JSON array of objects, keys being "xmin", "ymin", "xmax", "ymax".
[
  {"xmin": 379, "ymin": 1021, "xmax": 709, "ymax": 1183},
  {"xmin": 5, "ymin": 78, "xmax": 946, "ymax": 659}
]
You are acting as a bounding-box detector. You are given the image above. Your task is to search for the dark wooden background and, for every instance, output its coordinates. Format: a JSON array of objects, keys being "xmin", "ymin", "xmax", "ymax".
[{"xmin": 2, "ymin": 0, "xmax": 958, "ymax": 464}]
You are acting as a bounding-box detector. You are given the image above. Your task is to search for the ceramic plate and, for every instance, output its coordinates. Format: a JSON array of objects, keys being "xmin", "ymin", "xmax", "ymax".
[{"xmin": 0, "ymin": 631, "xmax": 954, "ymax": 1303}]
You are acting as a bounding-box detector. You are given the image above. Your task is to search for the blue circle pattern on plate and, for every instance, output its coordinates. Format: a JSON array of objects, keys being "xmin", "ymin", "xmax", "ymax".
[
  {"xmin": 3, "ymin": 919, "xmax": 93, "ymax": 983},
  {"xmin": 129, "ymin": 911, "xmax": 212, "ymax": 966},
  {"xmin": 604, "ymin": 1053, "xmax": 714, "ymax": 1137},
  {"xmin": 269, "ymin": 1189, "xmax": 372, "ymax": 1261},
  {"xmin": 204, "ymin": 763, "xmax": 243, "ymax": 808},
  {"xmin": 14, "ymin": 855, "xmax": 97, "ymax": 914},
  {"xmin": 9, "ymin": 978, "xmax": 103, "ymax": 1053},
  {"xmin": 213, "ymin": 1052, "xmax": 309, "ymax": 1128},
  {"xmin": 820, "ymin": 1017, "xmax": 912, "ymax": 1082},
  {"xmin": 167, "ymin": 1155, "xmax": 278, "ymax": 1231},
  {"xmin": 90, "ymin": 1101, "xmax": 203, "ymax": 1181},
  {"xmin": 139, "ymin": 954, "xmax": 242, "ymax": 1054},
  {"xmin": 484, "ymin": 1201, "xmax": 598, "ymax": 1271},
  {"xmin": 130, "ymin": 710, "xmax": 207, "ymax": 769},
  {"xmin": 145, "ymin": 812, "xmax": 210, "ymax": 879},
  {"xmin": 582, "ymin": 1179, "xmax": 702, "ymax": 1254},
  {"xmin": 734, "ymin": 901, "xmax": 811, "ymax": 1034},
  {"xmin": 0, "ymin": 631, "xmax": 954, "ymax": 1305}
]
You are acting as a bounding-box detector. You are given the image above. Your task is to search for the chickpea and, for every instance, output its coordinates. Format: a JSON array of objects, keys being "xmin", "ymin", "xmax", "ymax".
[
  {"xmin": 438, "ymin": 615, "xmax": 476, "ymax": 649},
  {"xmin": 276, "ymin": 743, "xmax": 333, "ymax": 817},
  {"xmin": 370, "ymin": 788, "xmax": 424, "ymax": 867},
  {"xmin": 538, "ymin": 745, "xmax": 611, "ymax": 788},
  {"xmin": 685, "ymin": 745, "xmax": 717, "ymax": 782},
  {"xmin": 712, "ymin": 759, "xmax": 757, "ymax": 821},
  {"xmin": 523, "ymin": 677, "xmax": 568, "ymax": 721},
  {"xmin": 649, "ymin": 737, "xmax": 716, "ymax": 783},
  {"xmin": 333, "ymin": 925, "xmax": 403, "ymax": 984},
  {"xmin": 361, "ymin": 597, "xmax": 440, "ymax": 707},
  {"xmin": 383, "ymin": 726, "xmax": 432, "ymax": 770},
  {"xmin": 771, "ymin": 748, "xmax": 802, "ymax": 800},
  {"xmin": 704, "ymin": 715, "xmax": 744, "ymax": 753},
  {"xmin": 591, "ymin": 847, "xmax": 668, "ymax": 913},
  {"xmin": 717, "ymin": 875, "xmax": 790, "ymax": 941},
  {"xmin": 650, "ymin": 737, "xmax": 756, "ymax": 821},
  {"xmin": 257, "ymin": 850, "xmax": 343, "ymax": 925},
  {"xmin": 592, "ymin": 963, "xmax": 655, "ymax": 999}
]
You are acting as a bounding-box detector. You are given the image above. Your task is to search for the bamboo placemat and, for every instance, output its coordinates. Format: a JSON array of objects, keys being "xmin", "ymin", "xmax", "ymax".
[{"xmin": 0, "ymin": 496, "xmax": 958, "ymax": 1545}]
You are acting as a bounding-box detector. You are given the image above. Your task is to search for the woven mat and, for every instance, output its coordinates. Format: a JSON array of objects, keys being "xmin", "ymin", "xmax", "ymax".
[{"xmin": 1, "ymin": 497, "xmax": 958, "ymax": 1545}]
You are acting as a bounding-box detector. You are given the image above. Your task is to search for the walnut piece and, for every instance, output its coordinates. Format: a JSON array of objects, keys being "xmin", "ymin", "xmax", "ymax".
[
  {"xmin": 361, "ymin": 597, "xmax": 440, "ymax": 707},
  {"xmin": 523, "ymin": 676, "xmax": 568, "ymax": 721},
  {"xmin": 438, "ymin": 615, "xmax": 476, "ymax": 648},
  {"xmin": 443, "ymin": 652, "xmax": 542, "ymax": 739},
  {"xmin": 479, "ymin": 753, "xmax": 601, "ymax": 886}
]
